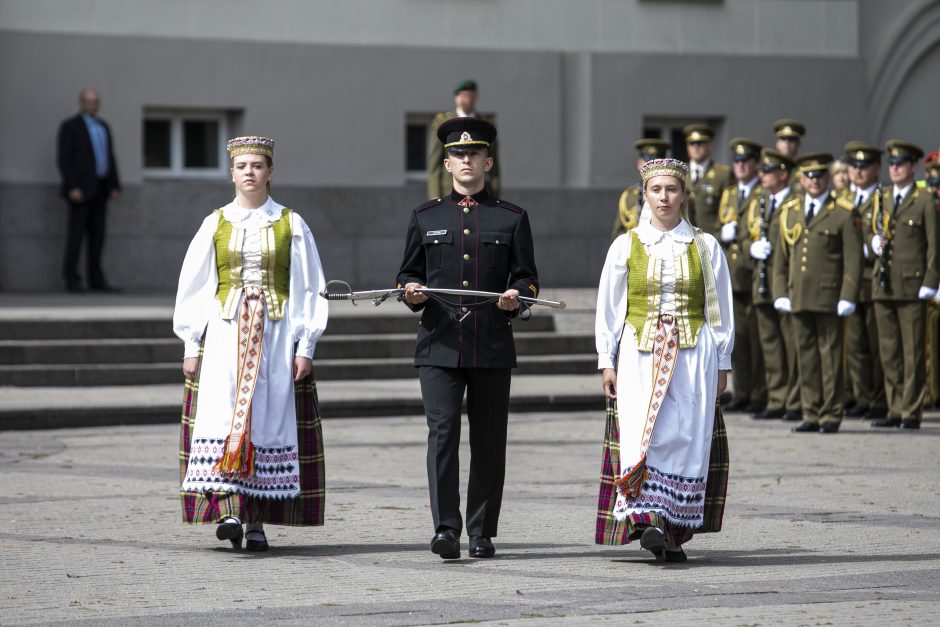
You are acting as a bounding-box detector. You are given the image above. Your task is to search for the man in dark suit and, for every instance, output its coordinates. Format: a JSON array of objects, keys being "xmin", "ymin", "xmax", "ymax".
[
  {"xmin": 56, "ymin": 88, "xmax": 121, "ymax": 292},
  {"xmin": 397, "ymin": 117, "xmax": 538, "ymax": 560}
]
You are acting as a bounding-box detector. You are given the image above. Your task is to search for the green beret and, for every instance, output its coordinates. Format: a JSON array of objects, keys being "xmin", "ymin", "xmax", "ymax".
[{"xmin": 453, "ymin": 79, "xmax": 478, "ymax": 95}]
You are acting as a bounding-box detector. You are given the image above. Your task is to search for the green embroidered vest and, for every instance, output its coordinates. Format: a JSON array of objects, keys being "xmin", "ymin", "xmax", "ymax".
[
  {"xmin": 625, "ymin": 230, "xmax": 706, "ymax": 351},
  {"xmin": 214, "ymin": 208, "xmax": 292, "ymax": 321}
]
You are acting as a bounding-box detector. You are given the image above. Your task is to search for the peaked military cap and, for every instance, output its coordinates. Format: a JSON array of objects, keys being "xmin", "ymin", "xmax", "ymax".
[
  {"xmin": 683, "ymin": 124, "xmax": 714, "ymax": 143},
  {"xmin": 759, "ymin": 147, "xmax": 795, "ymax": 173},
  {"xmin": 796, "ymin": 152, "xmax": 833, "ymax": 178},
  {"xmin": 773, "ymin": 119, "xmax": 806, "ymax": 139},
  {"xmin": 453, "ymin": 79, "xmax": 478, "ymax": 94},
  {"xmin": 730, "ymin": 137, "xmax": 762, "ymax": 161},
  {"xmin": 843, "ymin": 141, "xmax": 882, "ymax": 167},
  {"xmin": 885, "ymin": 139, "xmax": 924, "ymax": 165},
  {"xmin": 634, "ymin": 138, "xmax": 670, "ymax": 161},
  {"xmin": 437, "ymin": 116, "xmax": 496, "ymax": 151}
]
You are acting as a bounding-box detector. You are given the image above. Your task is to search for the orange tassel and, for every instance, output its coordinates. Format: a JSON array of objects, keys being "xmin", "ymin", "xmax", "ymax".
[
  {"xmin": 213, "ymin": 434, "xmax": 255, "ymax": 478},
  {"xmin": 615, "ymin": 455, "xmax": 648, "ymax": 499}
]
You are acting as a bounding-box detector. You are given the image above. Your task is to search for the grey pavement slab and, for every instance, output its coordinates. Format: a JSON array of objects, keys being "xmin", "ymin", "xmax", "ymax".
[{"xmin": 1, "ymin": 410, "xmax": 938, "ymax": 625}]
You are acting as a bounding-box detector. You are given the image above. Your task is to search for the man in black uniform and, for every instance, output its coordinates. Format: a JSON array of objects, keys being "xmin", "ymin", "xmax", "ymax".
[{"xmin": 396, "ymin": 117, "xmax": 539, "ymax": 560}]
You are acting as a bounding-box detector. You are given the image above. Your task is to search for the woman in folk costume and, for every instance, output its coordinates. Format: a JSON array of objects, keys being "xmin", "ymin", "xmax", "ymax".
[
  {"xmin": 595, "ymin": 158, "xmax": 734, "ymax": 562},
  {"xmin": 174, "ymin": 136, "xmax": 328, "ymax": 551}
]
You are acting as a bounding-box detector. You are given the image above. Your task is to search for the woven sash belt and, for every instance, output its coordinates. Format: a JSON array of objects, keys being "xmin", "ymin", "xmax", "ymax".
[
  {"xmin": 614, "ymin": 313, "xmax": 680, "ymax": 499},
  {"xmin": 214, "ymin": 286, "xmax": 266, "ymax": 478}
]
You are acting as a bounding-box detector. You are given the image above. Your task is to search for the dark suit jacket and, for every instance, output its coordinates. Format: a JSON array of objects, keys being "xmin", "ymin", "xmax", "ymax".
[
  {"xmin": 397, "ymin": 189, "xmax": 539, "ymax": 368},
  {"xmin": 57, "ymin": 113, "xmax": 120, "ymax": 200}
]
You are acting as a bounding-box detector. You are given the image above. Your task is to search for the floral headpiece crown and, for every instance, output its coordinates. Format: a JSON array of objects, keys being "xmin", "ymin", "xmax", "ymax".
[
  {"xmin": 640, "ymin": 158, "xmax": 689, "ymax": 184},
  {"xmin": 227, "ymin": 135, "xmax": 275, "ymax": 158}
]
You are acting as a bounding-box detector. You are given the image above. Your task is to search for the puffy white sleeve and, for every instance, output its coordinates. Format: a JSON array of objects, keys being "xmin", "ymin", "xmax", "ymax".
[
  {"xmin": 173, "ymin": 214, "xmax": 220, "ymax": 358},
  {"xmin": 595, "ymin": 234, "xmax": 632, "ymax": 370},
  {"xmin": 706, "ymin": 234, "xmax": 735, "ymax": 370},
  {"xmin": 289, "ymin": 213, "xmax": 329, "ymax": 359}
]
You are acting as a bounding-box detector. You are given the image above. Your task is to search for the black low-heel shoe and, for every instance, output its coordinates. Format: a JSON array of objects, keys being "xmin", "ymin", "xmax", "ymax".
[
  {"xmin": 245, "ymin": 531, "xmax": 269, "ymax": 552},
  {"xmin": 640, "ymin": 526, "xmax": 665, "ymax": 561},
  {"xmin": 431, "ymin": 529, "xmax": 460, "ymax": 559},
  {"xmin": 664, "ymin": 548, "xmax": 688, "ymax": 563},
  {"xmin": 216, "ymin": 520, "xmax": 243, "ymax": 549}
]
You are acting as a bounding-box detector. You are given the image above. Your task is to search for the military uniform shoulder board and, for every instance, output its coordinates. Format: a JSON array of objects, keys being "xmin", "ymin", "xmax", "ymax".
[
  {"xmin": 836, "ymin": 194, "xmax": 855, "ymax": 211},
  {"xmin": 496, "ymin": 199, "xmax": 523, "ymax": 213},
  {"xmin": 415, "ymin": 198, "xmax": 443, "ymax": 213},
  {"xmin": 781, "ymin": 196, "xmax": 802, "ymax": 211}
]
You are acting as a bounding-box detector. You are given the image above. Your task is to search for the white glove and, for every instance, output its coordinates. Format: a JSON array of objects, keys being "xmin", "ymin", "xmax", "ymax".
[
  {"xmin": 837, "ymin": 300, "xmax": 856, "ymax": 317},
  {"xmin": 720, "ymin": 221, "xmax": 738, "ymax": 243},
  {"xmin": 774, "ymin": 297, "xmax": 792, "ymax": 313},
  {"xmin": 863, "ymin": 243, "xmax": 870, "ymax": 259},
  {"xmin": 871, "ymin": 235, "xmax": 884, "ymax": 257},
  {"xmin": 749, "ymin": 239, "xmax": 772, "ymax": 260},
  {"xmin": 918, "ymin": 285, "xmax": 937, "ymax": 300}
]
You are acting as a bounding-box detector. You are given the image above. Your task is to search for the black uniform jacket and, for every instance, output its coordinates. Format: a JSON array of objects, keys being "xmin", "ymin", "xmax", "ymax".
[
  {"xmin": 396, "ymin": 189, "xmax": 539, "ymax": 369},
  {"xmin": 56, "ymin": 113, "xmax": 121, "ymax": 200}
]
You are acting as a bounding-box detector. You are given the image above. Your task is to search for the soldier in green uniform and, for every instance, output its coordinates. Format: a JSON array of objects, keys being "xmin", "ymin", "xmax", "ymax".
[
  {"xmin": 748, "ymin": 148, "xmax": 802, "ymax": 421},
  {"xmin": 773, "ymin": 119, "xmax": 805, "ymax": 194},
  {"xmin": 772, "ymin": 153, "xmax": 863, "ymax": 433},
  {"xmin": 427, "ymin": 79, "xmax": 500, "ymax": 200},
  {"xmin": 718, "ymin": 138, "xmax": 766, "ymax": 412},
  {"xmin": 842, "ymin": 142, "xmax": 887, "ymax": 419},
  {"xmin": 611, "ymin": 138, "xmax": 670, "ymax": 239},
  {"xmin": 869, "ymin": 140, "xmax": 940, "ymax": 430},
  {"xmin": 924, "ymin": 151, "xmax": 940, "ymax": 408},
  {"xmin": 685, "ymin": 124, "xmax": 734, "ymax": 239}
]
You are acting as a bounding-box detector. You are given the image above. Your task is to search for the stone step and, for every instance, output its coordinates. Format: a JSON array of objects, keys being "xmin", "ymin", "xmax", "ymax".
[
  {"xmin": 0, "ymin": 354, "xmax": 597, "ymax": 387},
  {"xmin": 0, "ymin": 375, "xmax": 603, "ymax": 430},
  {"xmin": 0, "ymin": 332, "xmax": 595, "ymax": 365},
  {"xmin": 0, "ymin": 311, "xmax": 556, "ymax": 341}
]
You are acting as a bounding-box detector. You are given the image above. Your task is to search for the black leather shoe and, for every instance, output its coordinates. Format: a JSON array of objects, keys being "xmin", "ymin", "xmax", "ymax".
[
  {"xmin": 753, "ymin": 408, "xmax": 785, "ymax": 420},
  {"xmin": 664, "ymin": 548, "xmax": 688, "ymax": 563},
  {"xmin": 844, "ymin": 405, "xmax": 868, "ymax": 418},
  {"xmin": 744, "ymin": 401, "xmax": 767, "ymax": 413},
  {"xmin": 901, "ymin": 418, "xmax": 921, "ymax": 430},
  {"xmin": 216, "ymin": 518, "xmax": 243, "ymax": 549},
  {"xmin": 469, "ymin": 536, "xmax": 495, "ymax": 558},
  {"xmin": 791, "ymin": 421, "xmax": 820, "ymax": 433},
  {"xmin": 819, "ymin": 423, "xmax": 840, "ymax": 434},
  {"xmin": 431, "ymin": 529, "xmax": 460, "ymax": 559},
  {"xmin": 723, "ymin": 399, "xmax": 749, "ymax": 412},
  {"xmin": 865, "ymin": 408, "xmax": 887, "ymax": 420},
  {"xmin": 782, "ymin": 411, "xmax": 803, "ymax": 422},
  {"xmin": 245, "ymin": 530, "xmax": 269, "ymax": 552},
  {"xmin": 640, "ymin": 526, "xmax": 665, "ymax": 561},
  {"xmin": 871, "ymin": 417, "xmax": 902, "ymax": 428}
]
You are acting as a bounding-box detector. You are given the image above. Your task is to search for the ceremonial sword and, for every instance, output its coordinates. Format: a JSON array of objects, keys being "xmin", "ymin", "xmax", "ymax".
[{"xmin": 319, "ymin": 280, "xmax": 566, "ymax": 320}]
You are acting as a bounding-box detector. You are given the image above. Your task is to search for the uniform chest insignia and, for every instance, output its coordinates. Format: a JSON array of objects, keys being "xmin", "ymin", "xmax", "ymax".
[
  {"xmin": 702, "ymin": 184, "xmax": 714, "ymax": 193},
  {"xmin": 427, "ymin": 230, "xmax": 447, "ymax": 236}
]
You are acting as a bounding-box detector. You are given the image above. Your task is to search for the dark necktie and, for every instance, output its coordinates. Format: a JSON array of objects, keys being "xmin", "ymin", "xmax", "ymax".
[
  {"xmin": 894, "ymin": 193, "xmax": 902, "ymax": 212},
  {"xmin": 769, "ymin": 197, "xmax": 777, "ymax": 214},
  {"xmin": 738, "ymin": 188, "xmax": 746, "ymax": 207},
  {"xmin": 805, "ymin": 202, "xmax": 815, "ymax": 223},
  {"xmin": 855, "ymin": 193, "xmax": 864, "ymax": 209}
]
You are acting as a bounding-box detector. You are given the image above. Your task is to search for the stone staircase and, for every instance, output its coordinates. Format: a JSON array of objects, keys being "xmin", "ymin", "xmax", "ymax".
[{"xmin": 0, "ymin": 292, "xmax": 601, "ymax": 429}]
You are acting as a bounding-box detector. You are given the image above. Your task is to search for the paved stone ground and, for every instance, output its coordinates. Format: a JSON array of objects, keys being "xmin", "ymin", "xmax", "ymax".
[{"xmin": 1, "ymin": 409, "xmax": 939, "ymax": 626}]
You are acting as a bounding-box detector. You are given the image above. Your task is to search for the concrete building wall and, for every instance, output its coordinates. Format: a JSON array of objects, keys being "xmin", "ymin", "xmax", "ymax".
[{"xmin": 0, "ymin": 0, "xmax": 937, "ymax": 292}]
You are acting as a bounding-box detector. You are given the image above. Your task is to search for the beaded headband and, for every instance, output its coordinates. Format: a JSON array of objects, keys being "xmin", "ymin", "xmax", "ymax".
[
  {"xmin": 641, "ymin": 158, "xmax": 689, "ymax": 184},
  {"xmin": 227, "ymin": 135, "xmax": 275, "ymax": 158}
]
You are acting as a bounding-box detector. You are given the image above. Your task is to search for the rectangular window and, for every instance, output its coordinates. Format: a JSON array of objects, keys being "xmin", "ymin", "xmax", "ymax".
[
  {"xmin": 405, "ymin": 113, "xmax": 435, "ymax": 182},
  {"xmin": 142, "ymin": 109, "xmax": 236, "ymax": 178},
  {"xmin": 643, "ymin": 117, "xmax": 724, "ymax": 164}
]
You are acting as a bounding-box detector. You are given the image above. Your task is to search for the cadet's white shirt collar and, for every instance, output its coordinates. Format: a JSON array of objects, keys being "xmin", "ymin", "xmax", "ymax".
[
  {"xmin": 222, "ymin": 196, "xmax": 284, "ymax": 225},
  {"xmin": 893, "ymin": 182, "xmax": 913, "ymax": 200},
  {"xmin": 738, "ymin": 177, "xmax": 759, "ymax": 195},
  {"xmin": 771, "ymin": 187, "xmax": 791, "ymax": 207},
  {"xmin": 804, "ymin": 190, "xmax": 829, "ymax": 214},
  {"xmin": 456, "ymin": 107, "xmax": 475, "ymax": 118},
  {"xmin": 856, "ymin": 183, "xmax": 877, "ymax": 204},
  {"xmin": 636, "ymin": 218, "xmax": 694, "ymax": 245}
]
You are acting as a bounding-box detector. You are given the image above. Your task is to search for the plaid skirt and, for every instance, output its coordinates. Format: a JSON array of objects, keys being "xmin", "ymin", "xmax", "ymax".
[
  {"xmin": 179, "ymin": 352, "xmax": 325, "ymax": 527},
  {"xmin": 595, "ymin": 399, "xmax": 728, "ymax": 545}
]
